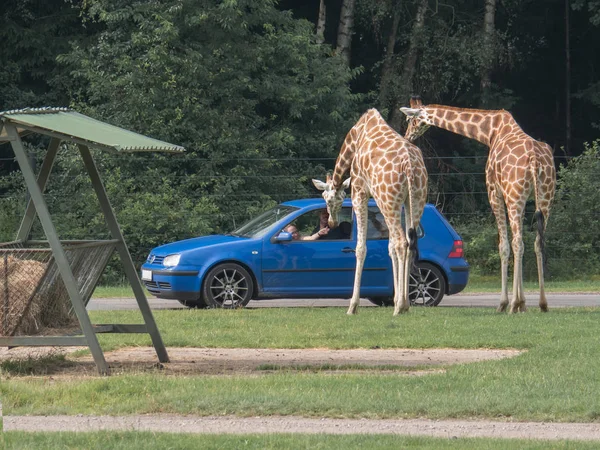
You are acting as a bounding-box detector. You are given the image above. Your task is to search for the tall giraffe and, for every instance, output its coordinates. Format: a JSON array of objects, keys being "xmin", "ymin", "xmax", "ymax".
[
  {"xmin": 313, "ymin": 109, "xmax": 428, "ymax": 315},
  {"xmin": 400, "ymin": 97, "xmax": 556, "ymax": 313}
]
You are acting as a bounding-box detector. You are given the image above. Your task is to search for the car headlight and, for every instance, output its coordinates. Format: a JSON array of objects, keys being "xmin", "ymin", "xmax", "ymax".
[{"xmin": 163, "ymin": 254, "xmax": 181, "ymax": 267}]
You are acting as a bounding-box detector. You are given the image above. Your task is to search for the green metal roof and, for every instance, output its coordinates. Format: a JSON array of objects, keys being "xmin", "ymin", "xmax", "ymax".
[{"xmin": 0, "ymin": 107, "xmax": 184, "ymax": 153}]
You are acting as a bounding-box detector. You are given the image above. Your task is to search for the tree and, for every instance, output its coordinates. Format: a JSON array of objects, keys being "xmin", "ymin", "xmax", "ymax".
[
  {"xmin": 388, "ymin": 0, "xmax": 428, "ymax": 129},
  {"xmin": 480, "ymin": 0, "xmax": 497, "ymax": 107},
  {"xmin": 0, "ymin": 0, "xmax": 87, "ymax": 177},
  {"xmin": 49, "ymin": 0, "xmax": 362, "ymax": 268},
  {"xmin": 336, "ymin": 0, "xmax": 356, "ymax": 65},
  {"xmin": 316, "ymin": 0, "xmax": 326, "ymax": 44},
  {"xmin": 546, "ymin": 141, "xmax": 600, "ymax": 278}
]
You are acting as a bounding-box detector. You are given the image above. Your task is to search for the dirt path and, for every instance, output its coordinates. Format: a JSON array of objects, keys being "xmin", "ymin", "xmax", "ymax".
[{"xmin": 3, "ymin": 415, "xmax": 600, "ymax": 440}]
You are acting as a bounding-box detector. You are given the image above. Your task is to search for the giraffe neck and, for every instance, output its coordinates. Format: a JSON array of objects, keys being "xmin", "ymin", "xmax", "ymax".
[
  {"xmin": 425, "ymin": 105, "xmax": 511, "ymax": 147},
  {"xmin": 331, "ymin": 109, "xmax": 380, "ymax": 188},
  {"xmin": 332, "ymin": 136, "xmax": 355, "ymax": 188}
]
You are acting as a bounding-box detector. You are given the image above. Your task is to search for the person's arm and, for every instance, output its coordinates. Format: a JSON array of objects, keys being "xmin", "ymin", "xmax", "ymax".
[{"xmin": 302, "ymin": 227, "xmax": 329, "ymax": 240}]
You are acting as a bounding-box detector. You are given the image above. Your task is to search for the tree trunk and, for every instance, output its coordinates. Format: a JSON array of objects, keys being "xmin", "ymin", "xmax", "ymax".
[
  {"xmin": 316, "ymin": 0, "xmax": 326, "ymax": 44},
  {"xmin": 389, "ymin": 0, "xmax": 428, "ymax": 129},
  {"xmin": 565, "ymin": 0, "xmax": 571, "ymax": 154},
  {"xmin": 336, "ymin": 0, "xmax": 356, "ymax": 65},
  {"xmin": 379, "ymin": 6, "xmax": 402, "ymax": 111},
  {"xmin": 480, "ymin": 0, "xmax": 497, "ymax": 107}
]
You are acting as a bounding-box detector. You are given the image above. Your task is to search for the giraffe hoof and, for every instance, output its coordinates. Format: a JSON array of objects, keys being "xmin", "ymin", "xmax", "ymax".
[
  {"xmin": 497, "ymin": 304, "xmax": 508, "ymax": 313},
  {"xmin": 540, "ymin": 304, "xmax": 549, "ymax": 312},
  {"xmin": 508, "ymin": 305, "xmax": 520, "ymax": 314}
]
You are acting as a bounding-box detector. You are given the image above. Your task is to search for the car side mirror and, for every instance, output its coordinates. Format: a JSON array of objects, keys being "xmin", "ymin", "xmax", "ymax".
[{"xmin": 273, "ymin": 231, "xmax": 293, "ymax": 242}]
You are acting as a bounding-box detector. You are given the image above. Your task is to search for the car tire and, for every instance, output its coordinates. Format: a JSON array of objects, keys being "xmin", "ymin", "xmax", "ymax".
[
  {"xmin": 202, "ymin": 263, "xmax": 254, "ymax": 309},
  {"xmin": 177, "ymin": 298, "xmax": 209, "ymax": 309},
  {"xmin": 367, "ymin": 262, "xmax": 446, "ymax": 307},
  {"xmin": 409, "ymin": 262, "xmax": 446, "ymax": 306}
]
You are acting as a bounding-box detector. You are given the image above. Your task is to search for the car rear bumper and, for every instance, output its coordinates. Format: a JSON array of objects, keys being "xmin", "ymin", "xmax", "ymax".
[{"xmin": 447, "ymin": 264, "xmax": 469, "ymax": 295}]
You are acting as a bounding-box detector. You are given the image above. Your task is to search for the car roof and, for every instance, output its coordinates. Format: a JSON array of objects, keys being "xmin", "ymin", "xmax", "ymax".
[{"xmin": 281, "ymin": 198, "xmax": 435, "ymax": 210}]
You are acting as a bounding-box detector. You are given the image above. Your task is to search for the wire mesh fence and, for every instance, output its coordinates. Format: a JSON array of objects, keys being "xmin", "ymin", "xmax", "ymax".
[{"xmin": 0, "ymin": 240, "xmax": 117, "ymax": 336}]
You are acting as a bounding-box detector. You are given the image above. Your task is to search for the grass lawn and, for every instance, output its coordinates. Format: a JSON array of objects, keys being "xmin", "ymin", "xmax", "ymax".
[
  {"xmin": 1, "ymin": 307, "xmax": 600, "ymax": 423},
  {"xmin": 92, "ymin": 276, "xmax": 600, "ymax": 298},
  {"xmin": 2, "ymin": 431, "xmax": 598, "ymax": 449}
]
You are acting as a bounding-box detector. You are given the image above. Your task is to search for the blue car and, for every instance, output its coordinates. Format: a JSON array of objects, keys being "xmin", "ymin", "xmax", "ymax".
[{"xmin": 141, "ymin": 199, "xmax": 469, "ymax": 308}]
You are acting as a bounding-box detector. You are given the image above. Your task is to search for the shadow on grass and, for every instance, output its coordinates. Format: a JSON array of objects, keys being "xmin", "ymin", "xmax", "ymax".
[{"xmin": 0, "ymin": 352, "xmax": 77, "ymax": 376}]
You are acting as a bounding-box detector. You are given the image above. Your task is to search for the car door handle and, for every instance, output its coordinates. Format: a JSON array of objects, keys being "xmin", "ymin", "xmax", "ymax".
[{"xmin": 342, "ymin": 247, "xmax": 356, "ymax": 253}]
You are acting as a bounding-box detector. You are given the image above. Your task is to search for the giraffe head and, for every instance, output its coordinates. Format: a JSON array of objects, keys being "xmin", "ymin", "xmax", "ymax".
[
  {"xmin": 400, "ymin": 96, "xmax": 432, "ymax": 142},
  {"xmin": 312, "ymin": 175, "xmax": 351, "ymax": 228}
]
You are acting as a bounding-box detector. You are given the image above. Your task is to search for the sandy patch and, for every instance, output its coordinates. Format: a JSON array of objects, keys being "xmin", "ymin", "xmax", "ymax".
[{"xmin": 0, "ymin": 346, "xmax": 522, "ymax": 377}]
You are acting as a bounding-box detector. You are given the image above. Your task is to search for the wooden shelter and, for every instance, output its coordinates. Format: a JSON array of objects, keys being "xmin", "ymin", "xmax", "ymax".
[{"xmin": 0, "ymin": 107, "xmax": 183, "ymax": 374}]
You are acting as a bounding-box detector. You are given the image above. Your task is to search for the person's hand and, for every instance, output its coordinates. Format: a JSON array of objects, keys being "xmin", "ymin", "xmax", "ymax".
[{"xmin": 318, "ymin": 227, "xmax": 330, "ymax": 237}]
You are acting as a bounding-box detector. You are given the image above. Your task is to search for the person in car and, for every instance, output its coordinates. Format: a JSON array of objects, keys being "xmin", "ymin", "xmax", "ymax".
[{"xmin": 285, "ymin": 224, "xmax": 329, "ymax": 241}]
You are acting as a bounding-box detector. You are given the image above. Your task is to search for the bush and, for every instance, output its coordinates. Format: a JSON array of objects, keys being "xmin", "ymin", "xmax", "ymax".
[
  {"xmin": 546, "ymin": 141, "xmax": 600, "ymax": 279},
  {"xmin": 453, "ymin": 141, "xmax": 600, "ymax": 281}
]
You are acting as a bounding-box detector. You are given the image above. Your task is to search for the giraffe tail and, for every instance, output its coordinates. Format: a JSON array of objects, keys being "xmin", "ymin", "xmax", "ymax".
[
  {"xmin": 535, "ymin": 210, "xmax": 546, "ymax": 269},
  {"xmin": 407, "ymin": 227, "xmax": 419, "ymax": 270}
]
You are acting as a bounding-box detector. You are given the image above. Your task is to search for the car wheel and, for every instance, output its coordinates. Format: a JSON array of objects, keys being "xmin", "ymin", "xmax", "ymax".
[
  {"xmin": 202, "ymin": 263, "xmax": 254, "ymax": 309},
  {"xmin": 177, "ymin": 298, "xmax": 209, "ymax": 309},
  {"xmin": 367, "ymin": 296, "xmax": 394, "ymax": 307},
  {"xmin": 409, "ymin": 262, "xmax": 446, "ymax": 306}
]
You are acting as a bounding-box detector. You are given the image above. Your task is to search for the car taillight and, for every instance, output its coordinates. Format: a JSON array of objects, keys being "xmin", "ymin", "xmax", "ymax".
[{"xmin": 448, "ymin": 240, "xmax": 464, "ymax": 258}]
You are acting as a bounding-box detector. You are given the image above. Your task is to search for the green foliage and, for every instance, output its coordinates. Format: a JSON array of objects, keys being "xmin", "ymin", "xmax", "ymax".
[
  {"xmin": 453, "ymin": 141, "xmax": 600, "ymax": 280},
  {"xmin": 454, "ymin": 216, "xmax": 541, "ymax": 280},
  {"xmin": 546, "ymin": 141, "xmax": 600, "ymax": 278},
  {"xmin": 452, "ymin": 217, "xmax": 500, "ymax": 276},
  {"xmin": 0, "ymin": 0, "xmax": 83, "ymax": 109},
  {"xmin": 0, "ymin": 1, "xmax": 362, "ymax": 278}
]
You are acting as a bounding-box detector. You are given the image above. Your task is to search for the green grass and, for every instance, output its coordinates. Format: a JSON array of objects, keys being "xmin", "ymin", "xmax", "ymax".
[
  {"xmin": 92, "ymin": 276, "xmax": 600, "ymax": 299},
  {"xmin": 463, "ymin": 275, "xmax": 600, "ymax": 293},
  {"xmin": 2, "ymin": 431, "xmax": 597, "ymax": 449},
  {"xmin": 1, "ymin": 307, "xmax": 600, "ymax": 422}
]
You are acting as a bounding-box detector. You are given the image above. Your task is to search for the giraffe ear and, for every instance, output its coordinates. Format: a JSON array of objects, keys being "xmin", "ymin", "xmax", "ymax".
[
  {"xmin": 342, "ymin": 177, "xmax": 351, "ymax": 189},
  {"xmin": 312, "ymin": 179, "xmax": 329, "ymax": 191},
  {"xmin": 400, "ymin": 107, "xmax": 421, "ymax": 118}
]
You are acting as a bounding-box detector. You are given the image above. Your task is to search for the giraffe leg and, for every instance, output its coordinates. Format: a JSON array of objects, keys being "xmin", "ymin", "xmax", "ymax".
[
  {"xmin": 348, "ymin": 197, "xmax": 368, "ymax": 315},
  {"xmin": 398, "ymin": 239, "xmax": 411, "ymax": 314},
  {"xmin": 393, "ymin": 230, "xmax": 409, "ymax": 315},
  {"xmin": 535, "ymin": 208, "xmax": 550, "ymax": 312},
  {"xmin": 508, "ymin": 208, "xmax": 526, "ymax": 313},
  {"xmin": 489, "ymin": 189, "xmax": 510, "ymax": 312},
  {"xmin": 388, "ymin": 238, "xmax": 401, "ymax": 313}
]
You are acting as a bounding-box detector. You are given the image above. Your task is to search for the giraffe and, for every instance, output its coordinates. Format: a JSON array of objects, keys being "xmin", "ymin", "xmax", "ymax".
[
  {"xmin": 312, "ymin": 109, "xmax": 428, "ymax": 316},
  {"xmin": 400, "ymin": 97, "xmax": 556, "ymax": 313}
]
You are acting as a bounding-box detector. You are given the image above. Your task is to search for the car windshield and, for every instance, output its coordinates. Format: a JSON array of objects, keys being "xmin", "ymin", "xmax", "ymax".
[{"xmin": 231, "ymin": 205, "xmax": 298, "ymax": 238}]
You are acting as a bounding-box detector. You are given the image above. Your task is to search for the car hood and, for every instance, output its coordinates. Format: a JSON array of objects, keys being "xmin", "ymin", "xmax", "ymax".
[{"xmin": 152, "ymin": 234, "xmax": 248, "ymax": 255}]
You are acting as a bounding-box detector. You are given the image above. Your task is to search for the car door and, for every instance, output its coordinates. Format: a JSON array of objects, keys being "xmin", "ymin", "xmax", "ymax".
[{"xmin": 261, "ymin": 207, "xmax": 356, "ymax": 297}]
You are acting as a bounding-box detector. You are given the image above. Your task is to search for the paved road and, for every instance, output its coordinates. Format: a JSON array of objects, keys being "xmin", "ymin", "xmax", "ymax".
[{"xmin": 88, "ymin": 293, "xmax": 599, "ymax": 311}]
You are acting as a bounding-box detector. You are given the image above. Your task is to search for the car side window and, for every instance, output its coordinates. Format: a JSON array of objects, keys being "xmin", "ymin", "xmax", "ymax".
[
  {"xmin": 285, "ymin": 207, "xmax": 353, "ymax": 241},
  {"xmin": 367, "ymin": 206, "xmax": 424, "ymax": 240},
  {"xmin": 367, "ymin": 207, "xmax": 388, "ymax": 240}
]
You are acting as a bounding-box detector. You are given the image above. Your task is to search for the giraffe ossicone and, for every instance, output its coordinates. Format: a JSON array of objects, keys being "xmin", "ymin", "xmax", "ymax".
[
  {"xmin": 400, "ymin": 97, "xmax": 556, "ymax": 313},
  {"xmin": 313, "ymin": 108, "xmax": 428, "ymax": 316}
]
